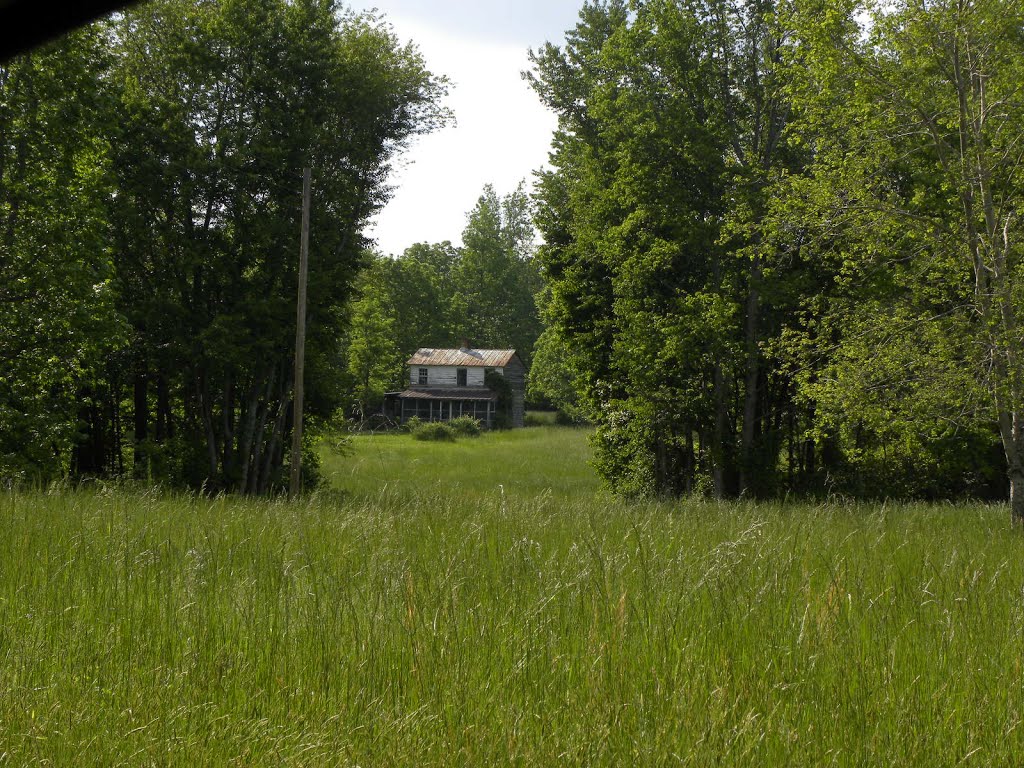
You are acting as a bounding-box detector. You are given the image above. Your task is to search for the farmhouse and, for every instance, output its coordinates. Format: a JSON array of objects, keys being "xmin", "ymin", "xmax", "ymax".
[{"xmin": 388, "ymin": 346, "xmax": 525, "ymax": 428}]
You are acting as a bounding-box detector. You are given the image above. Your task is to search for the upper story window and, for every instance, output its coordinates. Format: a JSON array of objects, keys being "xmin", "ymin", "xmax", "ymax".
[
  {"xmin": 418, "ymin": 368, "xmax": 428, "ymax": 385},
  {"xmin": 457, "ymin": 368, "xmax": 467, "ymax": 387}
]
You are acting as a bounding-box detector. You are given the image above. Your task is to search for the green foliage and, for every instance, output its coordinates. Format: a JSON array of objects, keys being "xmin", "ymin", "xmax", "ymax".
[
  {"xmin": 0, "ymin": 30, "xmax": 124, "ymax": 483},
  {"xmin": 526, "ymin": 299, "xmax": 591, "ymax": 422},
  {"xmin": 344, "ymin": 266, "xmax": 403, "ymax": 424},
  {"xmin": 528, "ymin": 0, "xmax": 1016, "ymax": 503},
  {"xmin": 110, "ymin": 0, "xmax": 449, "ymax": 491},
  {"xmin": 410, "ymin": 421, "xmax": 457, "ymax": 442},
  {"xmin": 524, "ymin": 411, "xmax": 556, "ymax": 427},
  {"xmin": 406, "ymin": 416, "xmax": 481, "ymax": 441},
  {"xmin": 448, "ymin": 416, "xmax": 482, "ymax": 437},
  {"xmin": 529, "ymin": 0, "xmax": 770, "ymax": 498},
  {"xmin": 6, "ymin": 0, "xmax": 1023, "ymax": 509},
  {"xmin": 793, "ymin": 304, "xmax": 1002, "ymax": 499},
  {"xmin": 318, "ymin": 411, "xmax": 354, "ymax": 457},
  {"xmin": 771, "ymin": 0, "xmax": 1019, "ymax": 503},
  {"xmin": 452, "ymin": 183, "xmax": 543, "ymax": 364},
  {"xmin": 1, "ymin": 0, "xmax": 448, "ymax": 492},
  {"xmin": 379, "ymin": 242, "xmax": 462, "ymax": 352},
  {"xmin": 406, "ymin": 417, "xmax": 485, "ymax": 442},
  {"xmin": 339, "ymin": 246, "xmax": 458, "ymax": 413}
]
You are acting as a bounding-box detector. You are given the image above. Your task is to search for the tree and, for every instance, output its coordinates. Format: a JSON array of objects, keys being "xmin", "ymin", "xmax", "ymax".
[
  {"xmin": 529, "ymin": 0, "xmax": 812, "ymax": 497},
  {"xmin": 344, "ymin": 267, "xmax": 402, "ymax": 425},
  {"xmin": 97, "ymin": 0, "xmax": 448, "ymax": 491},
  {"xmin": 381, "ymin": 241, "xmax": 461, "ymax": 353},
  {"xmin": 787, "ymin": 0, "xmax": 1024, "ymax": 513},
  {"xmin": 454, "ymin": 182, "xmax": 543, "ymax": 363},
  {"xmin": 527, "ymin": 323, "xmax": 591, "ymax": 423},
  {"xmin": 0, "ymin": 28, "xmax": 122, "ymax": 482}
]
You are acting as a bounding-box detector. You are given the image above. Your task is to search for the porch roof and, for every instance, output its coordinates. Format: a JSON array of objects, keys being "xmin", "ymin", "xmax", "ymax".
[{"xmin": 396, "ymin": 388, "xmax": 497, "ymax": 401}]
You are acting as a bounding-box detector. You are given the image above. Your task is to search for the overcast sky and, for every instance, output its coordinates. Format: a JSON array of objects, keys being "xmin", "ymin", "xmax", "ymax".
[{"xmin": 345, "ymin": 1, "xmax": 583, "ymax": 256}]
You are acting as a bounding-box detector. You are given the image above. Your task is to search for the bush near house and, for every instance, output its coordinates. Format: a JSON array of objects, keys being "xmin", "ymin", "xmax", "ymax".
[
  {"xmin": 448, "ymin": 416, "xmax": 482, "ymax": 437},
  {"xmin": 411, "ymin": 421, "xmax": 457, "ymax": 441},
  {"xmin": 405, "ymin": 415, "xmax": 481, "ymax": 441}
]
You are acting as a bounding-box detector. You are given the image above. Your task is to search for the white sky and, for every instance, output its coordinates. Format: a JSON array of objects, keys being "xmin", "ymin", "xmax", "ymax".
[{"xmin": 346, "ymin": 1, "xmax": 582, "ymax": 256}]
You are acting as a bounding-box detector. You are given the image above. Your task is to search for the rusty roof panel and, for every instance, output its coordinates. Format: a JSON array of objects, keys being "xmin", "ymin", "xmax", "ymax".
[
  {"xmin": 407, "ymin": 348, "xmax": 518, "ymax": 367},
  {"xmin": 396, "ymin": 388, "xmax": 498, "ymax": 401}
]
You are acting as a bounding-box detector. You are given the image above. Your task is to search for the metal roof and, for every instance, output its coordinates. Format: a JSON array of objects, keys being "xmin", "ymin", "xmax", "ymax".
[
  {"xmin": 407, "ymin": 348, "xmax": 518, "ymax": 367},
  {"xmin": 396, "ymin": 388, "xmax": 498, "ymax": 401}
]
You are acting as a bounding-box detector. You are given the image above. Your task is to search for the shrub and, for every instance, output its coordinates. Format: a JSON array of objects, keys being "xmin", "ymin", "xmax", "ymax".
[
  {"xmin": 525, "ymin": 410, "xmax": 586, "ymax": 427},
  {"xmin": 403, "ymin": 416, "xmax": 423, "ymax": 433},
  {"xmin": 448, "ymin": 416, "xmax": 482, "ymax": 437},
  {"xmin": 525, "ymin": 411, "xmax": 556, "ymax": 427},
  {"xmin": 555, "ymin": 409, "xmax": 586, "ymax": 426},
  {"xmin": 411, "ymin": 421, "xmax": 457, "ymax": 442}
]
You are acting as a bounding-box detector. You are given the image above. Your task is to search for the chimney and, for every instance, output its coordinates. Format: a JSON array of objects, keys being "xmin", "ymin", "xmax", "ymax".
[{"xmin": 460, "ymin": 337, "xmax": 471, "ymax": 351}]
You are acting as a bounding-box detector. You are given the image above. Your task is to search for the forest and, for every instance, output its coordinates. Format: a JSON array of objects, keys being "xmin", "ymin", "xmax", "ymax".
[
  {"xmin": 3, "ymin": 0, "xmax": 1024, "ymax": 513},
  {"xmin": 0, "ymin": 0, "xmax": 448, "ymax": 492},
  {"xmin": 526, "ymin": 0, "xmax": 1024, "ymax": 510}
]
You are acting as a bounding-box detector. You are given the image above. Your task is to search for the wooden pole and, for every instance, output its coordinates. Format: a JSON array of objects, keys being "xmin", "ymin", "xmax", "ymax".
[{"xmin": 290, "ymin": 167, "xmax": 311, "ymax": 498}]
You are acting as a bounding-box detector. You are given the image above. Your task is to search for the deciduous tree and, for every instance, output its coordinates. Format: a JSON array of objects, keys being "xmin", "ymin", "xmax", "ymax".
[{"xmin": 0, "ymin": 28, "xmax": 121, "ymax": 482}]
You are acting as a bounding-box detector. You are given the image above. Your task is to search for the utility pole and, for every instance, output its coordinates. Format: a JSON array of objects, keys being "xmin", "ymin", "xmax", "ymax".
[{"xmin": 290, "ymin": 167, "xmax": 311, "ymax": 498}]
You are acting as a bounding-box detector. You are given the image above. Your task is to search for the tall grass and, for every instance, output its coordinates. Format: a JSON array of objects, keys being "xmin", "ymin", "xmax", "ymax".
[
  {"xmin": 0, "ymin": 430, "xmax": 1022, "ymax": 764},
  {"xmin": 321, "ymin": 424, "xmax": 599, "ymax": 504}
]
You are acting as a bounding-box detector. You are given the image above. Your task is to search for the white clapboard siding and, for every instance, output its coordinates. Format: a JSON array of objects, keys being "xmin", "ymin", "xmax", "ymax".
[{"xmin": 409, "ymin": 365, "xmax": 499, "ymax": 388}]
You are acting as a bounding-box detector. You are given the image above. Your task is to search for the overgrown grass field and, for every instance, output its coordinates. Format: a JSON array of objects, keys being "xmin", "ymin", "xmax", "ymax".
[
  {"xmin": 2, "ymin": 426, "xmax": 1023, "ymax": 764},
  {"xmin": 321, "ymin": 424, "xmax": 599, "ymax": 504}
]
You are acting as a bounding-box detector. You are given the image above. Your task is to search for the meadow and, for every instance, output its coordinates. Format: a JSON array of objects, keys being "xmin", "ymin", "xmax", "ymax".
[{"xmin": 1, "ymin": 425, "xmax": 1023, "ymax": 765}]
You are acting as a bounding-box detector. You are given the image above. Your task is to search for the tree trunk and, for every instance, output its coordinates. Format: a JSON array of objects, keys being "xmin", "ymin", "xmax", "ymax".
[
  {"xmin": 787, "ymin": 405, "xmax": 794, "ymax": 489},
  {"xmin": 221, "ymin": 373, "xmax": 234, "ymax": 480},
  {"xmin": 199, "ymin": 370, "xmax": 219, "ymax": 486},
  {"xmin": 739, "ymin": 256, "xmax": 761, "ymax": 496},
  {"xmin": 996, "ymin": 407, "xmax": 1024, "ymax": 523},
  {"xmin": 1010, "ymin": 471, "xmax": 1024, "ymax": 523},
  {"xmin": 239, "ymin": 370, "xmax": 272, "ymax": 494},
  {"xmin": 712, "ymin": 361, "xmax": 727, "ymax": 498},
  {"xmin": 684, "ymin": 429, "xmax": 694, "ymax": 495},
  {"xmin": 654, "ymin": 437, "xmax": 668, "ymax": 495},
  {"xmin": 132, "ymin": 370, "xmax": 148, "ymax": 479},
  {"xmin": 258, "ymin": 380, "xmax": 292, "ymax": 494},
  {"xmin": 155, "ymin": 374, "xmax": 171, "ymax": 442},
  {"xmin": 112, "ymin": 370, "xmax": 124, "ymax": 476},
  {"xmin": 72, "ymin": 391, "xmax": 105, "ymax": 477}
]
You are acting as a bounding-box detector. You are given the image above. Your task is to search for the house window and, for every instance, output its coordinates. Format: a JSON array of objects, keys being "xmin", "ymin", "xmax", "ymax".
[
  {"xmin": 418, "ymin": 368, "xmax": 428, "ymax": 385},
  {"xmin": 457, "ymin": 368, "xmax": 467, "ymax": 387}
]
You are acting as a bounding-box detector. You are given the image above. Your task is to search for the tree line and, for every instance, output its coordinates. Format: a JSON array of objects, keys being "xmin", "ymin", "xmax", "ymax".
[
  {"xmin": 528, "ymin": 0, "xmax": 1024, "ymax": 512},
  {"xmin": 0, "ymin": 0, "xmax": 446, "ymax": 491},
  {"xmin": 7, "ymin": 0, "xmax": 1023, "ymax": 511}
]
